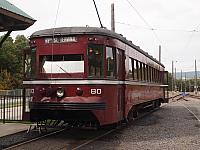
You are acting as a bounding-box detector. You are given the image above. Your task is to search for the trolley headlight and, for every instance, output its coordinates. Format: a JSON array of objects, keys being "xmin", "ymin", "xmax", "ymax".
[
  {"xmin": 56, "ymin": 87, "xmax": 65, "ymax": 98},
  {"xmin": 76, "ymin": 87, "xmax": 83, "ymax": 96}
]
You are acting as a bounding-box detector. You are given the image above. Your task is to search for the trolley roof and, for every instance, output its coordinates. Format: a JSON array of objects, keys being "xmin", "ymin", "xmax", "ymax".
[{"xmin": 31, "ymin": 27, "xmax": 164, "ymax": 67}]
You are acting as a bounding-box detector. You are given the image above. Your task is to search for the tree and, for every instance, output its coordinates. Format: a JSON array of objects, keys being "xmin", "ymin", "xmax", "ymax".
[
  {"xmin": 0, "ymin": 35, "xmax": 28, "ymax": 89},
  {"xmin": 13, "ymin": 35, "xmax": 29, "ymax": 88}
]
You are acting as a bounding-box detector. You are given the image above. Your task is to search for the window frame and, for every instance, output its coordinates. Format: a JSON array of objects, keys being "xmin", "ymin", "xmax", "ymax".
[
  {"xmin": 128, "ymin": 57, "xmax": 133, "ymax": 80},
  {"xmin": 106, "ymin": 46, "xmax": 116, "ymax": 78},
  {"xmin": 87, "ymin": 44, "xmax": 104, "ymax": 78}
]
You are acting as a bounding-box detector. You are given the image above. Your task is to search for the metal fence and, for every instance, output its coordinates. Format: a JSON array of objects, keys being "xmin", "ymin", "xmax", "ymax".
[
  {"xmin": 0, "ymin": 89, "xmax": 23, "ymax": 96},
  {"xmin": 0, "ymin": 89, "xmax": 24, "ymax": 122}
]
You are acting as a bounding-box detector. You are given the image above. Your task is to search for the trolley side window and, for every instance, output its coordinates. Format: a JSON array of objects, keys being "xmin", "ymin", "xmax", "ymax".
[
  {"xmin": 128, "ymin": 58, "xmax": 133, "ymax": 79},
  {"xmin": 138, "ymin": 61, "xmax": 142, "ymax": 81},
  {"xmin": 134, "ymin": 60, "xmax": 138, "ymax": 80},
  {"xmin": 88, "ymin": 44, "xmax": 104, "ymax": 78},
  {"xmin": 106, "ymin": 47, "xmax": 116, "ymax": 78}
]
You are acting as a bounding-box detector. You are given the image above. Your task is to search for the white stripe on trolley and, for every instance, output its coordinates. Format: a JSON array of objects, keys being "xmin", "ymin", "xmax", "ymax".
[
  {"xmin": 23, "ymin": 80, "xmax": 167, "ymax": 87},
  {"xmin": 23, "ymin": 80, "xmax": 123, "ymax": 85}
]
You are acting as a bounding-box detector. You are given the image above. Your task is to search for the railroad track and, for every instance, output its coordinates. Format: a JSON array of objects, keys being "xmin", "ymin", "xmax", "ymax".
[
  {"xmin": 3, "ymin": 129, "xmax": 66, "ymax": 150},
  {"xmin": 182, "ymin": 95, "xmax": 200, "ymax": 123},
  {"xmin": 4, "ymin": 95, "xmax": 192, "ymax": 150},
  {"xmin": 3, "ymin": 105, "xmax": 167, "ymax": 150},
  {"xmin": 172, "ymin": 94, "xmax": 200, "ymax": 121},
  {"xmin": 187, "ymin": 94, "xmax": 200, "ymax": 100}
]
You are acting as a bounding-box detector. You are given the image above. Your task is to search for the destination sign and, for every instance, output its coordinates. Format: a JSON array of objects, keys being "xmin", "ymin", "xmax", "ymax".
[{"xmin": 45, "ymin": 37, "xmax": 77, "ymax": 43}]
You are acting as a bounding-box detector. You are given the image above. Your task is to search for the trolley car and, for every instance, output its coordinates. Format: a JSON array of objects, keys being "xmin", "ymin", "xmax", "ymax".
[{"xmin": 23, "ymin": 27, "xmax": 168, "ymax": 127}]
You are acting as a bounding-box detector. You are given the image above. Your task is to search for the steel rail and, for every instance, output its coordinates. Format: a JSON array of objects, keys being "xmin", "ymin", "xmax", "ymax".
[
  {"xmin": 182, "ymin": 95, "xmax": 200, "ymax": 122},
  {"xmin": 71, "ymin": 105, "xmax": 166, "ymax": 150},
  {"xmin": 182, "ymin": 104, "xmax": 200, "ymax": 122},
  {"xmin": 4, "ymin": 128, "xmax": 66, "ymax": 150},
  {"xmin": 5, "ymin": 100, "xmax": 172, "ymax": 149}
]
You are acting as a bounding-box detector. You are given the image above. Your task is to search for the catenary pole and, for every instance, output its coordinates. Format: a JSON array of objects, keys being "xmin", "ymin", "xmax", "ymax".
[
  {"xmin": 185, "ymin": 72, "xmax": 187, "ymax": 92},
  {"xmin": 195, "ymin": 59, "xmax": 198, "ymax": 94},
  {"xmin": 159, "ymin": 45, "xmax": 161, "ymax": 63},
  {"xmin": 172, "ymin": 61, "xmax": 174, "ymax": 92},
  {"xmin": 175, "ymin": 67, "xmax": 176, "ymax": 92},
  {"xmin": 181, "ymin": 70, "xmax": 183, "ymax": 92},
  {"xmin": 111, "ymin": 3, "xmax": 115, "ymax": 32}
]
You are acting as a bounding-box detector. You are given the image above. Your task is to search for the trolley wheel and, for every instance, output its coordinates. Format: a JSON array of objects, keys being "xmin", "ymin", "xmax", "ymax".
[
  {"xmin": 155, "ymin": 100, "xmax": 161, "ymax": 108},
  {"xmin": 127, "ymin": 110, "xmax": 138, "ymax": 124}
]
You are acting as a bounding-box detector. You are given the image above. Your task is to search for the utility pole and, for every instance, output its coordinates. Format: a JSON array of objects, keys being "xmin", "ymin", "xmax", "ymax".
[
  {"xmin": 181, "ymin": 70, "xmax": 183, "ymax": 92},
  {"xmin": 172, "ymin": 61, "xmax": 174, "ymax": 92},
  {"xmin": 188, "ymin": 79, "xmax": 191, "ymax": 92},
  {"xmin": 159, "ymin": 45, "xmax": 161, "ymax": 63},
  {"xmin": 195, "ymin": 59, "xmax": 198, "ymax": 94},
  {"xmin": 111, "ymin": 3, "xmax": 115, "ymax": 32},
  {"xmin": 175, "ymin": 67, "xmax": 176, "ymax": 92},
  {"xmin": 185, "ymin": 73, "xmax": 187, "ymax": 92}
]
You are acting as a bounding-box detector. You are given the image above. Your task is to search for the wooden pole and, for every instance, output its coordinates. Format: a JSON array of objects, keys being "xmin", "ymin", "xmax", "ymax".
[
  {"xmin": 195, "ymin": 59, "xmax": 198, "ymax": 94},
  {"xmin": 159, "ymin": 45, "xmax": 161, "ymax": 63},
  {"xmin": 111, "ymin": 3, "xmax": 115, "ymax": 32},
  {"xmin": 172, "ymin": 61, "xmax": 174, "ymax": 92}
]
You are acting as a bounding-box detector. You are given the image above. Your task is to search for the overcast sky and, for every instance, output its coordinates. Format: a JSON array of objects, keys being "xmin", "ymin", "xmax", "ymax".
[{"xmin": 4, "ymin": 0, "xmax": 200, "ymax": 73}]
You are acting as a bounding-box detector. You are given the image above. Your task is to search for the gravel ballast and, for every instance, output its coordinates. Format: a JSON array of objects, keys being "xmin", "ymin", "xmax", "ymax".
[{"xmin": 79, "ymin": 99, "xmax": 200, "ymax": 150}]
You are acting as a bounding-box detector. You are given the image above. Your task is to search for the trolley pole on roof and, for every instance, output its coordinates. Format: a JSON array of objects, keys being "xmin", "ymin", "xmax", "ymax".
[
  {"xmin": 92, "ymin": 0, "xmax": 104, "ymax": 28},
  {"xmin": 111, "ymin": 3, "xmax": 115, "ymax": 32}
]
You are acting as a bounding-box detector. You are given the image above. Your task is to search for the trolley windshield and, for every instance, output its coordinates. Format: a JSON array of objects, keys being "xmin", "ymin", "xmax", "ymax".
[{"xmin": 39, "ymin": 54, "xmax": 84, "ymax": 75}]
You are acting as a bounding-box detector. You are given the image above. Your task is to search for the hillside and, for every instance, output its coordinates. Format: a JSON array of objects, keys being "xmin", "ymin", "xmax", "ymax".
[{"xmin": 175, "ymin": 71, "xmax": 200, "ymax": 79}]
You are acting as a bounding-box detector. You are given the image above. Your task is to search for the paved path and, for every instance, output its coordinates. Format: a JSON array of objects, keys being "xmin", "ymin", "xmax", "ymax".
[{"xmin": 0, "ymin": 123, "xmax": 29, "ymax": 138}]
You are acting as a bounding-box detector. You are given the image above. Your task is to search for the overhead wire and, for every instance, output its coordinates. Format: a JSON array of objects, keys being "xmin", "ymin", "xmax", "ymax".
[
  {"xmin": 51, "ymin": 0, "xmax": 61, "ymax": 79},
  {"xmin": 123, "ymin": 0, "xmax": 173, "ymax": 65},
  {"xmin": 183, "ymin": 24, "xmax": 200, "ymax": 51},
  {"xmin": 122, "ymin": 0, "xmax": 200, "ymax": 66},
  {"xmin": 124, "ymin": 0, "xmax": 163, "ymax": 44},
  {"xmin": 123, "ymin": 0, "xmax": 200, "ymax": 72},
  {"xmin": 116, "ymin": 21, "xmax": 200, "ymax": 33}
]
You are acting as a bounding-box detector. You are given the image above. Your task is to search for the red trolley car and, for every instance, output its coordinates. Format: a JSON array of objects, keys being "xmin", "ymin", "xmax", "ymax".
[{"xmin": 23, "ymin": 27, "xmax": 168, "ymax": 126}]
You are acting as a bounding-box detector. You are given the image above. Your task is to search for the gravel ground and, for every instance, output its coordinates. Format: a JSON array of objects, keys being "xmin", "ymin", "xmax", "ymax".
[
  {"xmin": 8, "ymin": 128, "xmax": 111, "ymax": 150},
  {"xmin": 0, "ymin": 130, "xmax": 40, "ymax": 150},
  {"xmin": 79, "ymin": 99, "xmax": 200, "ymax": 150},
  {"xmin": 4, "ymin": 96, "xmax": 200, "ymax": 150},
  {"xmin": 0, "ymin": 128, "xmax": 59, "ymax": 150}
]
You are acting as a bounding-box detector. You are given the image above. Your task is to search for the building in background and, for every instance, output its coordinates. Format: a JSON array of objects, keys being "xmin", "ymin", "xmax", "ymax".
[{"xmin": 0, "ymin": 0, "xmax": 36, "ymax": 47}]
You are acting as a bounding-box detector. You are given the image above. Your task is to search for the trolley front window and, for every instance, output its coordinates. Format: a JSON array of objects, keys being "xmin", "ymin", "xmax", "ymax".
[
  {"xmin": 88, "ymin": 44, "xmax": 103, "ymax": 78},
  {"xmin": 40, "ymin": 54, "xmax": 84, "ymax": 74}
]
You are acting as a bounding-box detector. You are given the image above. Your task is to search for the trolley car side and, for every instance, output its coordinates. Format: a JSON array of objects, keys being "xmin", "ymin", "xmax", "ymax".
[{"xmin": 23, "ymin": 27, "xmax": 168, "ymax": 126}]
